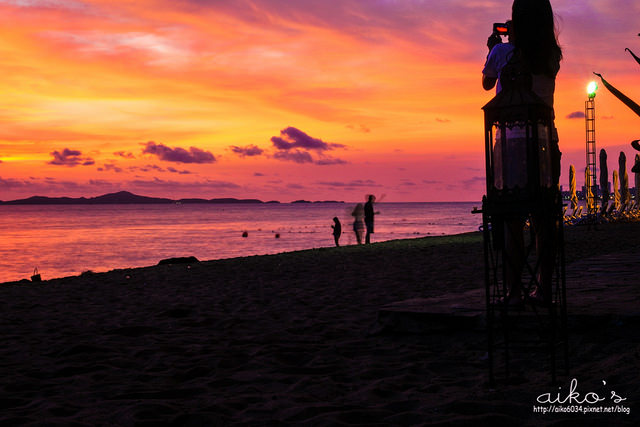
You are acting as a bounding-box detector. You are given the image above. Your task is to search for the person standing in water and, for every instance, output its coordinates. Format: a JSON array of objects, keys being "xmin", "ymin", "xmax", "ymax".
[{"xmin": 364, "ymin": 194, "xmax": 379, "ymax": 244}]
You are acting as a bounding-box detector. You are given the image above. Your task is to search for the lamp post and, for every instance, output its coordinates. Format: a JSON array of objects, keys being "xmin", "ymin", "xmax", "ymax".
[
  {"xmin": 481, "ymin": 68, "xmax": 567, "ymax": 385},
  {"xmin": 585, "ymin": 81, "xmax": 598, "ymax": 213},
  {"xmin": 482, "ymin": 75, "xmax": 556, "ymax": 210}
]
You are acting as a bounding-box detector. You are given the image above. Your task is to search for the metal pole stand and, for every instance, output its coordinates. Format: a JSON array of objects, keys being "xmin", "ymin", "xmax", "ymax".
[{"xmin": 481, "ymin": 189, "xmax": 568, "ymax": 386}]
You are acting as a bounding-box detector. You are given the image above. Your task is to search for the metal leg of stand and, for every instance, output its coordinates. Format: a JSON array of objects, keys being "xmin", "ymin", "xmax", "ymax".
[
  {"xmin": 483, "ymin": 197, "xmax": 568, "ymax": 386},
  {"xmin": 550, "ymin": 305, "xmax": 557, "ymax": 384},
  {"xmin": 483, "ymin": 222, "xmax": 495, "ymax": 387},
  {"xmin": 559, "ymin": 222, "xmax": 569, "ymax": 376}
]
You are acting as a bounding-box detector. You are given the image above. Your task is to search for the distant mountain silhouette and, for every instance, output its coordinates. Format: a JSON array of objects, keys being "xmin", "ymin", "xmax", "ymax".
[
  {"xmin": 0, "ymin": 191, "xmax": 272, "ymax": 205},
  {"xmin": 292, "ymin": 199, "xmax": 345, "ymax": 204},
  {"xmin": 199, "ymin": 198, "xmax": 264, "ymax": 204},
  {"xmin": 93, "ymin": 191, "xmax": 173, "ymax": 204}
]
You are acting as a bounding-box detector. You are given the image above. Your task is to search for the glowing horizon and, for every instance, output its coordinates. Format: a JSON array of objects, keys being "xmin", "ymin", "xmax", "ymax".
[{"xmin": 1, "ymin": 0, "xmax": 639, "ymax": 202}]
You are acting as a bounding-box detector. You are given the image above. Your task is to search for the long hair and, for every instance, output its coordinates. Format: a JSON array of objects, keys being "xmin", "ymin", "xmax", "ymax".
[{"xmin": 511, "ymin": 0, "xmax": 562, "ymax": 77}]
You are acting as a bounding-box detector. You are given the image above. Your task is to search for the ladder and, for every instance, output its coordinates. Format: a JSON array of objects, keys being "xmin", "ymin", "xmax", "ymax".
[{"xmin": 585, "ymin": 98, "xmax": 597, "ymax": 211}]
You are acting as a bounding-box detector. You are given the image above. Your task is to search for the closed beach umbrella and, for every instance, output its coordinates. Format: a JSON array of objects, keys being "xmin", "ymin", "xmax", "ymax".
[
  {"xmin": 619, "ymin": 152, "xmax": 631, "ymax": 205},
  {"xmin": 569, "ymin": 164, "xmax": 578, "ymax": 211},
  {"xmin": 585, "ymin": 167, "xmax": 594, "ymax": 213},
  {"xmin": 613, "ymin": 170, "xmax": 620, "ymax": 209},
  {"xmin": 599, "ymin": 149, "xmax": 609, "ymax": 209},
  {"xmin": 635, "ymin": 154, "xmax": 640, "ymax": 204}
]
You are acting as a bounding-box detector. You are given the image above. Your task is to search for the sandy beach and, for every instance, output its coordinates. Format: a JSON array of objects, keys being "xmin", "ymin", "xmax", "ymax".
[{"xmin": 1, "ymin": 222, "xmax": 639, "ymax": 426}]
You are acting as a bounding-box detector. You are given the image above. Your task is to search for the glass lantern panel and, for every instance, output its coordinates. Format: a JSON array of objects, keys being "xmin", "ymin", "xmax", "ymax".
[
  {"xmin": 493, "ymin": 124, "xmax": 528, "ymax": 189},
  {"xmin": 537, "ymin": 123, "xmax": 552, "ymax": 188},
  {"xmin": 492, "ymin": 124, "xmax": 503, "ymax": 189}
]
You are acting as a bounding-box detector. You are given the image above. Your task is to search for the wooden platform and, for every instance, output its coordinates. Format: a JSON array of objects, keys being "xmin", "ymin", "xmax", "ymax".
[{"xmin": 375, "ymin": 252, "xmax": 640, "ymax": 335}]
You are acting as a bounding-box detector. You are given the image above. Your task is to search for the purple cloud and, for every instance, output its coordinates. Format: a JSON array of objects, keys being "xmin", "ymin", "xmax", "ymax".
[
  {"xmin": 97, "ymin": 163, "xmax": 123, "ymax": 173},
  {"xmin": 129, "ymin": 164, "xmax": 165, "ymax": 173},
  {"xmin": 128, "ymin": 178, "xmax": 241, "ymax": 192},
  {"xmin": 461, "ymin": 176, "xmax": 485, "ymax": 187},
  {"xmin": 48, "ymin": 148, "xmax": 95, "ymax": 167},
  {"xmin": 273, "ymin": 150, "xmax": 314, "ymax": 163},
  {"xmin": 114, "ymin": 151, "xmax": 135, "ymax": 159},
  {"xmin": 566, "ymin": 111, "xmax": 585, "ymax": 119},
  {"xmin": 270, "ymin": 127, "xmax": 347, "ymax": 164},
  {"xmin": 315, "ymin": 157, "xmax": 348, "ymax": 165},
  {"xmin": 166, "ymin": 166, "xmax": 192, "ymax": 175},
  {"xmin": 230, "ymin": 145, "xmax": 264, "ymax": 157},
  {"xmin": 142, "ymin": 141, "xmax": 216, "ymax": 164},
  {"xmin": 128, "ymin": 164, "xmax": 190, "ymax": 174},
  {"xmin": 0, "ymin": 176, "xmax": 112, "ymax": 197},
  {"xmin": 316, "ymin": 179, "xmax": 381, "ymax": 188},
  {"xmin": 271, "ymin": 127, "xmax": 342, "ymax": 151}
]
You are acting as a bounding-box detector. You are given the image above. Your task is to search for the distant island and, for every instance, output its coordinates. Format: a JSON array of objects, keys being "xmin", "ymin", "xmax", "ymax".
[
  {"xmin": 292, "ymin": 200, "xmax": 345, "ymax": 204},
  {"xmin": 0, "ymin": 191, "xmax": 267, "ymax": 205},
  {"xmin": 0, "ymin": 191, "xmax": 345, "ymax": 205}
]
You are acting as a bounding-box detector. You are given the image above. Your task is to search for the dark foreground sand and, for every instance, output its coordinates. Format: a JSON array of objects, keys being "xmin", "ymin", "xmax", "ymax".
[{"xmin": 1, "ymin": 222, "xmax": 639, "ymax": 426}]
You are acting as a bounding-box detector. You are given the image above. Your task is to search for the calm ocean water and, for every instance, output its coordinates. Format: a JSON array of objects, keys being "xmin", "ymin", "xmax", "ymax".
[{"xmin": 0, "ymin": 202, "xmax": 480, "ymax": 283}]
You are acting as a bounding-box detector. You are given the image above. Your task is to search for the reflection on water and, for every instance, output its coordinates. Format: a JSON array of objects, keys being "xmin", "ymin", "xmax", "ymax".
[{"xmin": 0, "ymin": 202, "xmax": 480, "ymax": 283}]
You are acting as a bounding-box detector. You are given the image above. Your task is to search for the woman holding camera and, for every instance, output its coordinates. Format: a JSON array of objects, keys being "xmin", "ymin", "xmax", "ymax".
[
  {"xmin": 483, "ymin": 0, "xmax": 561, "ymax": 108},
  {"xmin": 481, "ymin": 0, "xmax": 563, "ymax": 305}
]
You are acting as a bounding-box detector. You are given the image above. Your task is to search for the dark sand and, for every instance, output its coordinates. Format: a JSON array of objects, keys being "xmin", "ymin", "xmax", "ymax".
[{"xmin": 1, "ymin": 222, "xmax": 639, "ymax": 426}]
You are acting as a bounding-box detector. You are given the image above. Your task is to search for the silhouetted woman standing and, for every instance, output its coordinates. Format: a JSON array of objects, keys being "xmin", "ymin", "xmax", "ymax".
[{"xmin": 482, "ymin": 0, "xmax": 563, "ymax": 304}]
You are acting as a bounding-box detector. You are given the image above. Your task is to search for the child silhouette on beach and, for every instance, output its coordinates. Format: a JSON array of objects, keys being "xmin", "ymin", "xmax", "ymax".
[{"xmin": 331, "ymin": 217, "xmax": 342, "ymax": 247}]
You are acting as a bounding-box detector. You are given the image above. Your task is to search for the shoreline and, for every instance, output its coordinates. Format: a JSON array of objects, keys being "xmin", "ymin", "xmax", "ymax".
[
  {"xmin": 1, "ymin": 231, "xmax": 482, "ymax": 286},
  {"xmin": 1, "ymin": 222, "xmax": 638, "ymax": 425},
  {"xmin": 2, "ymin": 211, "xmax": 636, "ymax": 285},
  {"xmin": 0, "ymin": 202, "xmax": 481, "ymax": 284}
]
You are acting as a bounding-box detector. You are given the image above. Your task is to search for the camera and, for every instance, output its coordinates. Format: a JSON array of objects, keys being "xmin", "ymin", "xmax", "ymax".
[{"xmin": 493, "ymin": 22, "xmax": 509, "ymax": 36}]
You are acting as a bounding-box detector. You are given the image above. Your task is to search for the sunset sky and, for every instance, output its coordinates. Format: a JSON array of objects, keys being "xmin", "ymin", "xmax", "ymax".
[{"xmin": 1, "ymin": 0, "xmax": 639, "ymax": 202}]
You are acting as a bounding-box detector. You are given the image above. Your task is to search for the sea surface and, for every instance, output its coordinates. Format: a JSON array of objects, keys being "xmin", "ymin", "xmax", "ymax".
[{"xmin": 0, "ymin": 202, "xmax": 481, "ymax": 283}]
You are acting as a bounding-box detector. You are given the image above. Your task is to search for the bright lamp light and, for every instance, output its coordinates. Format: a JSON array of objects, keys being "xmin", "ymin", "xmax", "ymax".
[{"xmin": 587, "ymin": 81, "xmax": 598, "ymax": 97}]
